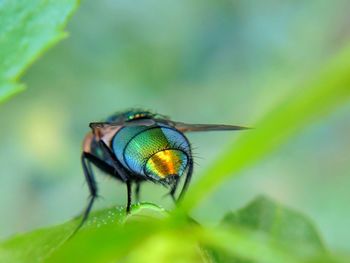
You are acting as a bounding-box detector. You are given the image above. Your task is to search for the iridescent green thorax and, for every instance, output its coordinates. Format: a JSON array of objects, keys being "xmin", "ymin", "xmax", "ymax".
[
  {"xmin": 112, "ymin": 123, "xmax": 190, "ymax": 181},
  {"xmin": 106, "ymin": 109, "xmax": 157, "ymax": 123}
]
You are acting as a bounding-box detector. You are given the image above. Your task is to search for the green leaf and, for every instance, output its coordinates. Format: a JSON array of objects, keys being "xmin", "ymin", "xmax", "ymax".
[
  {"xmin": 1, "ymin": 203, "xmax": 203, "ymax": 263},
  {"xmin": 0, "ymin": 0, "xmax": 79, "ymax": 103},
  {"xmin": 223, "ymin": 196, "xmax": 325, "ymax": 255},
  {"xmin": 2, "ymin": 200, "xmax": 346, "ymax": 263},
  {"xmin": 208, "ymin": 196, "xmax": 328, "ymax": 263},
  {"xmin": 0, "ymin": 220, "xmax": 75, "ymax": 263},
  {"xmin": 180, "ymin": 43, "xmax": 350, "ymax": 211},
  {"xmin": 197, "ymin": 226, "xmax": 303, "ymax": 263},
  {"xmin": 0, "ymin": 203, "xmax": 165, "ymax": 263},
  {"xmin": 44, "ymin": 204, "xmax": 213, "ymax": 263}
]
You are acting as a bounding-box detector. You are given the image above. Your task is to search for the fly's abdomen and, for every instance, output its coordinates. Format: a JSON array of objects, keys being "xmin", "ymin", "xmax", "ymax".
[
  {"xmin": 112, "ymin": 124, "xmax": 190, "ymax": 180},
  {"xmin": 145, "ymin": 149, "xmax": 187, "ymax": 179}
]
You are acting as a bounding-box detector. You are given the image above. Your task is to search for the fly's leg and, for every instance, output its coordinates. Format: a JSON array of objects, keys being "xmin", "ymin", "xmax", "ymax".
[
  {"xmin": 98, "ymin": 140, "xmax": 133, "ymax": 214},
  {"xmin": 162, "ymin": 157, "xmax": 194, "ymax": 203},
  {"xmin": 98, "ymin": 140, "xmax": 129, "ymax": 182},
  {"xmin": 126, "ymin": 180, "xmax": 132, "ymax": 213},
  {"xmin": 73, "ymin": 151, "xmax": 127, "ymax": 236},
  {"xmin": 161, "ymin": 178, "xmax": 178, "ymax": 204},
  {"xmin": 169, "ymin": 180, "xmax": 179, "ymax": 203},
  {"xmin": 177, "ymin": 157, "xmax": 193, "ymax": 202},
  {"xmin": 71, "ymin": 152, "xmax": 99, "ymax": 236},
  {"xmin": 135, "ymin": 182, "xmax": 141, "ymax": 203}
]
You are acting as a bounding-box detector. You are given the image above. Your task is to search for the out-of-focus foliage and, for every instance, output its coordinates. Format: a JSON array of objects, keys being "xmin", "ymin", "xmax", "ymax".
[
  {"xmin": 1, "ymin": 198, "xmax": 341, "ymax": 263},
  {"xmin": 0, "ymin": 0, "xmax": 79, "ymax": 103},
  {"xmin": 214, "ymin": 196, "xmax": 327, "ymax": 263},
  {"xmin": 181, "ymin": 44, "xmax": 350, "ymax": 211},
  {"xmin": 0, "ymin": 203, "xmax": 165, "ymax": 263}
]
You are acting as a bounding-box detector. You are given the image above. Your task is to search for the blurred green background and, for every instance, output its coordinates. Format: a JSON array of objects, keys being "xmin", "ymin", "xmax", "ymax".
[{"xmin": 1, "ymin": 0, "xmax": 350, "ymax": 255}]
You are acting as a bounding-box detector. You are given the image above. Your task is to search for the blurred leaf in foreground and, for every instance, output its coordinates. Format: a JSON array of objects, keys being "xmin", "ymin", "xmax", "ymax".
[
  {"xmin": 208, "ymin": 196, "xmax": 330, "ymax": 263},
  {"xmin": 45, "ymin": 203, "xmax": 209, "ymax": 263},
  {"xmin": 181, "ymin": 43, "xmax": 350, "ymax": 211},
  {"xmin": 2, "ymin": 198, "xmax": 343, "ymax": 263},
  {"xmin": 0, "ymin": 203, "xmax": 165, "ymax": 263},
  {"xmin": 0, "ymin": 0, "xmax": 79, "ymax": 103},
  {"xmin": 0, "ymin": 220, "xmax": 74, "ymax": 263}
]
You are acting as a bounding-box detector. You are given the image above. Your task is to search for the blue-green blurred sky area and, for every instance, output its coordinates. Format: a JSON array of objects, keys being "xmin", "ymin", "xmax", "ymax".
[{"xmin": 1, "ymin": 0, "xmax": 350, "ymax": 254}]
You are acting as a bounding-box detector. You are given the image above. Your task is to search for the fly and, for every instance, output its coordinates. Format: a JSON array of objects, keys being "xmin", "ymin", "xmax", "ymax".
[{"xmin": 77, "ymin": 109, "xmax": 248, "ymax": 231}]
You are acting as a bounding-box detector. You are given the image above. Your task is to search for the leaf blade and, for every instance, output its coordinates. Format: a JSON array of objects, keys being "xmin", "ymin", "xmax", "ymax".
[
  {"xmin": 0, "ymin": 0, "xmax": 79, "ymax": 103},
  {"xmin": 0, "ymin": 203, "xmax": 165, "ymax": 263},
  {"xmin": 180, "ymin": 44, "xmax": 350, "ymax": 211}
]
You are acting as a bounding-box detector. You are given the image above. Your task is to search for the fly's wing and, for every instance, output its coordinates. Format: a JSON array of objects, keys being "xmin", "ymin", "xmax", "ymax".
[
  {"xmin": 89, "ymin": 118, "xmax": 156, "ymax": 130},
  {"xmin": 90, "ymin": 119, "xmax": 250, "ymax": 132},
  {"xmin": 171, "ymin": 121, "xmax": 250, "ymax": 132}
]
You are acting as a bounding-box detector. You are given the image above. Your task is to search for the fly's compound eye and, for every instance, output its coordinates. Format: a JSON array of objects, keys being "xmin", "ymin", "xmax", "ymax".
[{"xmin": 112, "ymin": 125, "xmax": 190, "ymax": 180}]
